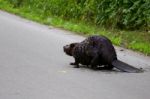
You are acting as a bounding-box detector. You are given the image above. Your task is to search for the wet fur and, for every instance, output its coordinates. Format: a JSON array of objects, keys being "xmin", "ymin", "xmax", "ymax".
[{"xmin": 63, "ymin": 35, "xmax": 117, "ymax": 69}]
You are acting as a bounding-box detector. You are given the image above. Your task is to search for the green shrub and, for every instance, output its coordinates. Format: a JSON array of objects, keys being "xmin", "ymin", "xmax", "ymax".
[{"xmin": 6, "ymin": 0, "xmax": 150, "ymax": 30}]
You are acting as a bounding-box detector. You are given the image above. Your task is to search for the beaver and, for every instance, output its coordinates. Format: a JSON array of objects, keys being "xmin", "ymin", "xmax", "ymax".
[
  {"xmin": 63, "ymin": 35, "xmax": 142, "ymax": 73},
  {"xmin": 63, "ymin": 35, "xmax": 116, "ymax": 69}
]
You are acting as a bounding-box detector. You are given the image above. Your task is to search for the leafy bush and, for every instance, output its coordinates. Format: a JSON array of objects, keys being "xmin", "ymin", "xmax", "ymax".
[{"xmin": 6, "ymin": 0, "xmax": 150, "ymax": 30}]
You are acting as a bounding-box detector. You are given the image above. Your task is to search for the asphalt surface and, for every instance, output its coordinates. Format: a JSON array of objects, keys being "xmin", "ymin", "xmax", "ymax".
[{"xmin": 0, "ymin": 10, "xmax": 150, "ymax": 99}]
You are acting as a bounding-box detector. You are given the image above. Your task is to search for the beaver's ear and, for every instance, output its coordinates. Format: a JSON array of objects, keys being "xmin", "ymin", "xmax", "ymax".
[{"xmin": 70, "ymin": 43, "xmax": 77, "ymax": 48}]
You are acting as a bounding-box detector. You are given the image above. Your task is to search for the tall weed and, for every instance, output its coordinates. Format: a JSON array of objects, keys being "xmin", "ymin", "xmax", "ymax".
[{"xmin": 6, "ymin": 0, "xmax": 150, "ymax": 30}]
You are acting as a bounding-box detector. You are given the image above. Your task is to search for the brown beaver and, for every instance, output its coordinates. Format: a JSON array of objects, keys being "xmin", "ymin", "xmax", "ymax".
[
  {"xmin": 63, "ymin": 35, "xmax": 142, "ymax": 73},
  {"xmin": 63, "ymin": 35, "xmax": 116, "ymax": 69}
]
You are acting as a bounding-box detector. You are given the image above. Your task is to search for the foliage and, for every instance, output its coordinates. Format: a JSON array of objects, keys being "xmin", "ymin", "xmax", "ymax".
[{"xmin": 6, "ymin": 0, "xmax": 150, "ymax": 30}]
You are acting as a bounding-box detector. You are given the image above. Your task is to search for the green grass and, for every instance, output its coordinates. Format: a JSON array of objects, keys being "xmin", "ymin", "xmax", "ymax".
[{"xmin": 0, "ymin": 0, "xmax": 150, "ymax": 55}]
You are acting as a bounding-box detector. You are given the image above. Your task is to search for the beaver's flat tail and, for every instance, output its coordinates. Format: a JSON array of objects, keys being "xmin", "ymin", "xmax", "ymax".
[{"xmin": 112, "ymin": 60, "xmax": 143, "ymax": 73}]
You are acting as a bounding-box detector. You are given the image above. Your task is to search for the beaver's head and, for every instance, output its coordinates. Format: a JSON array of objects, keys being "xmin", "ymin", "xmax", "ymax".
[{"xmin": 63, "ymin": 43, "xmax": 78, "ymax": 56}]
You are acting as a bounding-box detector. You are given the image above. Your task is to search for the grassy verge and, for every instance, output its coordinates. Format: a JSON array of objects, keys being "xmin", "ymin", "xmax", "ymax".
[{"xmin": 0, "ymin": 0, "xmax": 150, "ymax": 55}]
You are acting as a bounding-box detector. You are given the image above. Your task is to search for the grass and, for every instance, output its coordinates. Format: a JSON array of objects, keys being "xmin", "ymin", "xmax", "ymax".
[{"xmin": 0, "ymin": 0, "xmax": 150, "ymax": 55}]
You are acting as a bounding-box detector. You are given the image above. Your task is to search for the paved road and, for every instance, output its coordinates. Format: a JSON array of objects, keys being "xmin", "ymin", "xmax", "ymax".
[{"xmin": 0, "ymin": 11, "xmax": 150, "ymax": 99}]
